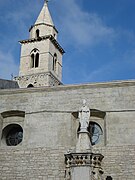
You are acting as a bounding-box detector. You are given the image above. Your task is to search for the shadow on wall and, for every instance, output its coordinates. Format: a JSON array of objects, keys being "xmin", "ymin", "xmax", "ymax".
[{"xmin": 0, "ymin": 79, "xmax": 19, "ymax": 89}]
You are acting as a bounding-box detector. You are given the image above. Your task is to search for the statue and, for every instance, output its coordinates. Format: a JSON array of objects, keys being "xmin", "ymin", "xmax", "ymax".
[{"xmin": 79, "ymin": 100, "xmax": 90, "ymax": 132}]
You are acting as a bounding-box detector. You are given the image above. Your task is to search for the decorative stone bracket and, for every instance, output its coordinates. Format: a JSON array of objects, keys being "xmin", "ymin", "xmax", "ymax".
[{"xmin": 64, "ymin": 152, "xmax": 104, "ymax": 180}]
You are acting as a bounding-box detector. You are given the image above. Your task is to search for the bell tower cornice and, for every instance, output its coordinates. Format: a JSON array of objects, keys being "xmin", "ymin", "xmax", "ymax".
[{"xmin": 19, "ymin": 35, "xmax": 65, "ymax": 55}]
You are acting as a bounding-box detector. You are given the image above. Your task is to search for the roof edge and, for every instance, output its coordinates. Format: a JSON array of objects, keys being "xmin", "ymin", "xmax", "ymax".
[{"xmin": 0, "ymin": 79, "xmax": 135, "ymax": 94}]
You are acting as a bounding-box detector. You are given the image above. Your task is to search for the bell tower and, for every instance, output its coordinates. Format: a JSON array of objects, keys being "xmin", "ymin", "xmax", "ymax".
[{"xmin": 15, "ymin": 1, "xmax": 65, "ymax": 88}]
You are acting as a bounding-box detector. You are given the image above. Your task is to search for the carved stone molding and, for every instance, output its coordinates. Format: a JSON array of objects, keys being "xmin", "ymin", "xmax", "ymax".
[
  {"xmin": 65, "ymin": 153, "xmax": 92, "ymax": 167},
  {"xmin": 64, "ymin": 152, "xmax": 104, "ymax": 180},
  {"xmin": 65, "ymin": 153, "xmax": 103, "ymax": 167}
]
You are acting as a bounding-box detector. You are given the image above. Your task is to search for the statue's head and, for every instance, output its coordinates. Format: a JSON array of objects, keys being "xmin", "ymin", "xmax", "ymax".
[{"xmin": 83, "ymin": 99, "xmax": 86, "ymax": 106}]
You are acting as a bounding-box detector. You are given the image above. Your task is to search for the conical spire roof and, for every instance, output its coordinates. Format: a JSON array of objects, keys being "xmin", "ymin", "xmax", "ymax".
[{"xmin": 35, "ymin": 1, "xmax": 54, "ymax": 26}]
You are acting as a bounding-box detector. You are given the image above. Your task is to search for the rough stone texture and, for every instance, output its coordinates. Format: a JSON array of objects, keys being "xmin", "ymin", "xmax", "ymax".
[
  {"xmin": 71, "ymin": 166, "xmax": 91, "ymax": 180},
  {"xmin": 0, "ymin": 146, "xmax": 134, "ymax": 180},
  {"xmin": 14, "ymin": 71, "xmax": 62, "ymax": 88},
  {"xmin": 76, "ymin": 132, "xmax": 91, "ymax": 153},
  {"xmin": 0, "ymin": 79, "xmax": 19, "ymax": 89},
  {"xmin": 0, "ymin": 80, "xmax": 135, "ymax": 179},
  {"xmin": 0, "ymin": 146, "xmax": 66, "ymax": 180},
  {"xmin": 93, "ymin": 146, "xmax": 135, "ymax": 179}
]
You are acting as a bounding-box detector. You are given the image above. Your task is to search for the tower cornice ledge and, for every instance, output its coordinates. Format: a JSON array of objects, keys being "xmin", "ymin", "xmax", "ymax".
[
  {"xmin": 19, "ymin": 35, "xmax": 65, "ymax": 54},
  {"xmin": 29, "ymin": 23, "xmax": 58, "ymax": 33}
]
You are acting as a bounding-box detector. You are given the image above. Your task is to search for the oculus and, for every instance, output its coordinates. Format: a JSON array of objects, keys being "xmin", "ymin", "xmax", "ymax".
[{"xmin": 2, "ymin": 124, "xmax": 23, "ymax": 146}]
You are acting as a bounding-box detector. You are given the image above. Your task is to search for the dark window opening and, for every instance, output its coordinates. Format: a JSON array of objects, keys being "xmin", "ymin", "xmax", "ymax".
[
  {"xmin": 52, "ymin": 59, "xmax": 55, "ymax": 71},
  {"xmin": 35, "ymin": 53, "xmax": 39, "ymax": 68},
  {"xmin": 36, "ymin": 29, "xmax": 40, "ymax": 38},
  {"xmin": 2, "ymin": 124, "xmax": 23, "ymax": 146},
  {"xmin": 30, "ymin": 49, "xmax": 40, "ymax": 69},
  {"xmin": 53, "ymin": 53, "xmax": 57, "ymax": 71},
  {"xmin": 27, "ymin": 84, "xmax": 34, "ymax": 88},
  {"xmin": 54, "ymin": 59, "xmax": 57, "ymax": 71},
  {"xmin": 88, "ymin": 122, "xmax": 103, "ymax": 145},
  {"xmin": 31, "ymin": 54, "xmax": 34, "ymax": 68},
  {"xmin": 106, "ymin": 176, "xmax": 113, "ymax": 180}
]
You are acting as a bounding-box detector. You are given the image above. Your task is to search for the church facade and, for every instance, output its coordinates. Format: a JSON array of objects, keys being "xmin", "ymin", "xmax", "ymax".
[{"xmin": 0, "ymin": 1, "xmax": 135, "ymax": 180}]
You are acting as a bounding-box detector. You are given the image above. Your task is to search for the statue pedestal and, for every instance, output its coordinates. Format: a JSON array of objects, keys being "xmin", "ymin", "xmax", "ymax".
[
  {"xmin": 71, "ymin": 166, "xmax": 91, "ymax": 180},
  {"xmin": 64, "ymin": 153, "xmax": 104, "ymax": 180},
  {"xmin": 76, "ymin": 130, "xmax": 91, "ymax": 153},
  {"xmin": 69, "ymin": 131, "xmax": 92, "ymax": 180},
  {"xmin": 64, "ymin": 153, "xmax": 92, "ymax": 180}
]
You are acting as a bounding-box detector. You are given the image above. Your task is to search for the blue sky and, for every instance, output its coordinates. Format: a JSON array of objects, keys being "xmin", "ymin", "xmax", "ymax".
[{"xmin": 0, "ymin": 0, "xmax": 135, "ymax": 84}]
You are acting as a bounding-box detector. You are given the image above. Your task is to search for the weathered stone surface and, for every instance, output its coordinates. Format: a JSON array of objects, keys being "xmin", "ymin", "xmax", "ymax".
[
  {"xmin": 0, "ymin": 80, "xmax": 135, "ymax": 179},
  {"xmin": 71, "ymin": 166, "xmax": 91, "ymax": 180},
  {"xmin": 76, "ymin": 132, "xmax": 91, "ymax": 152}
]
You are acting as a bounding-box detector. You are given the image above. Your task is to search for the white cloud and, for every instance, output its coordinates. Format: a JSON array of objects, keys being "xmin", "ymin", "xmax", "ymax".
[
  {"xmin": 56, "ymin": 0, "xmax": 115, "ymax": 47},
  {"xmin": 0, "ymin": 0, "xmax": 41, "ymax": 80}
]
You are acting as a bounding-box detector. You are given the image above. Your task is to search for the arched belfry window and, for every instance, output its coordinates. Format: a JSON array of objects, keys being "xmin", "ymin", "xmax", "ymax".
[
  {"xmin": 30, "ymin": 49, "xmax": 39, "ymax": 68},
  {"xmin": 36, "ymin": 29, "xmax": 40, "ymax": 38},
  {"xmin": 53, "ymin": 53, "xmax": 57, "ymax": 72}
]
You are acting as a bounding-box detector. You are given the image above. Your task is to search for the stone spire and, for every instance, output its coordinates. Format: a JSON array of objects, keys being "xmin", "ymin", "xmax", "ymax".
[{"xmin": 35, "ymin": 0, "xmax": 54, "ymax": 26}]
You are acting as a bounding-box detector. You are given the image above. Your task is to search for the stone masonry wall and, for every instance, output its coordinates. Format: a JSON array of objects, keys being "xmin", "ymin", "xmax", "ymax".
[
  {"xmin": 0, "ymin": 146, "xmax": 66, "ymax": 180},
  {"xmin": 0, "ymin": 146, "xmax": 135, "ymax": 180},
  {"xmin": 94, "ymin": 145, "xmax": 135, "ymax": 180},
  {"xmin": 0, "ymin": 81, "xmax": 135, "ymax": 179}
]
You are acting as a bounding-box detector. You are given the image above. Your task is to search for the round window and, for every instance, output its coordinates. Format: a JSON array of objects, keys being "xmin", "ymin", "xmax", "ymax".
[
  {"xmin": 2, "ymin": 124, "xmax": 23, "ymax": 146},
  {"xmin": 88, "ymin": 122, "xmax": 103, "ymax": 145}
]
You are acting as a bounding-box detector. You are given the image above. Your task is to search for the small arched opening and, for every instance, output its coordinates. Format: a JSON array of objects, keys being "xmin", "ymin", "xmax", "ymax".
[
  {"xmin": 27, "ymin": 84, "xmax": 34, "ymax": 88},
  {"xmin": 36, "ymin": 29, "xmax": 40, "ymax": 38},
  {"xmin": 31, "ymin": 54, "xmax": 34, "ymax": 68},
  {"xmin": 106, "ymin": 176, "xmax": 113, "ymax": 180},
  {"xmin": 35, "ymin": 53, "xmax": 39, "ymax": 68},
  {"xmin": 53, "ymin": 53, "xmax": 57, "ymax": 71}
]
